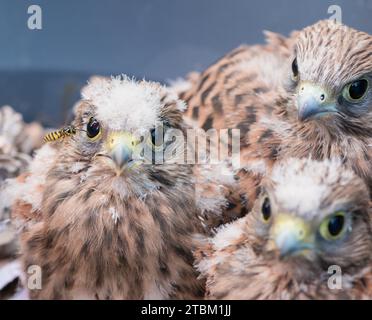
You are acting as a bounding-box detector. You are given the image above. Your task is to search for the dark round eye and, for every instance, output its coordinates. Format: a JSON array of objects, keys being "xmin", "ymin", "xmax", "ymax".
[
  {"xmin": 327, "ymin": 214, "xmax": 345, "ymax": 237},
  {"xmin": 345, "ymin": 79, "xmax": 369, "ymax": 101},
  {"xmin": 86, "ymin": 117, "xmax": 101, "ymax": 139},
  {"xmin": 261, "ymin": 197, "xmax": 271, "ymax": 222},
  {"xmin": 291, "ymin": 58, "xmax": 299, "ymax": 80},
  {"xmin": 319, "ymin": 211, "xmax": 347, "ymax": 241}
]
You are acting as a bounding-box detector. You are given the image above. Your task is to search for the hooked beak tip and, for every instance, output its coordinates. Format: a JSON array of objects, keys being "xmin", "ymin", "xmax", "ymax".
[
  {"xmin": 296, "ymin": 83, "xmax": 336, "ymax": 121},
  {"xmin": 110, "ymin": 145, "xmax": 133, "ymax": 169},
  {"xmin": 271, "ymin": 214, "xmax": 313, "ymax": 258},
  {"xmin": 297, "ymin": 100, "xmax": 322, "ymax": 122},
  {"xmin": 107, "ymin": 132, "xmax": 137, "ymax": 171}
]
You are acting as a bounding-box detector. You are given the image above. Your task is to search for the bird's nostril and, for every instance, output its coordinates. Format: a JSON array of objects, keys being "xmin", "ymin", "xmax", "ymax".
[{"xmin": 320, "ymin": 94, "xmax": 325, "ymax": 101}]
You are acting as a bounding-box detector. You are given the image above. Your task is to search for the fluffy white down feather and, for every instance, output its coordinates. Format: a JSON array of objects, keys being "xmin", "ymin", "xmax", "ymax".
[
  {"xmin": 196, "ymin": 217, "xmax": 246, "ymax": 276},
  {"xmin": 195, "ymin": 161, "xmax": 236, "ymax": 218},
  {"xmin": 270, "ymin": 157, "xmax": 356, "ymax": 216},
  {"xmin": 1, "ymin": 144, "xmax": 57, "ymax": 213},
  {"xmin": 81, "ymin": 75, "xmax": 185, "ymax": 133}
]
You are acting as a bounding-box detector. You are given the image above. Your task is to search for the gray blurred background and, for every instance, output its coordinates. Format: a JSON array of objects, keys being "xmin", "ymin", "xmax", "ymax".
[{"xmin": 0, "ymin": 0, "xmax": 371, "ymax": 126}]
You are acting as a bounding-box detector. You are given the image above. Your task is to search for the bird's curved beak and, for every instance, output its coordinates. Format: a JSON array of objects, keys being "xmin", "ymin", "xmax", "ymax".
[
  {"xmin": 270, "ymin": 213, "xmax": 314, "ymax": 258},
  {"xmin": 106, "ymin": 132, "xmax": 138, "ymax": 173},
  {"xmin": 297, "ymin": 82, "xmax": 337, "ymax": 121}
]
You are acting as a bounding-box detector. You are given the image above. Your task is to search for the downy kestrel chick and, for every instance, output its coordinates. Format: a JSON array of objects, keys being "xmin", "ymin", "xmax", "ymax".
[
  {"xmin": 12, "ymin": 76, "xmax": 211, "ymax": 299},
  {"xmin": 196, "ymin": 158, "xmax": 372, "ymax": 299}
]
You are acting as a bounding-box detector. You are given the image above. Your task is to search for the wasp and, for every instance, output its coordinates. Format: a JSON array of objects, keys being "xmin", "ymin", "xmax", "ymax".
[{"xmin": 43, "ymin": 125, "xmax": 78, "ymax": 143}]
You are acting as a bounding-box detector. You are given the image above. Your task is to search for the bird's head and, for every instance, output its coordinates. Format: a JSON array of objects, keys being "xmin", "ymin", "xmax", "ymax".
[
  {"xmin": 252, "ymin": 158, "xmax": 372, "ymax": 273},
  {"xmin": 287, "ymin": 20, "xmax": 372, "ymax": 134},
  {"xmin": 64, "ymin": 76, "xmax": 189, "ymax": 195}
]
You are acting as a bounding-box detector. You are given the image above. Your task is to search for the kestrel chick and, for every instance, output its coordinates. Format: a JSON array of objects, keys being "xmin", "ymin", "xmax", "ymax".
[
  {"xmin": 275, "ymin": 19, "xmax": 372, "ymax": 189},
  {"xmin": 14, "ymin": 76, "xmax": 209, "ymax": 299},
  {"xmin": 244, "ymin": 20, "xmax": 372, "ymax": 201},
  {"xmin": 196, "ymin": 158, "xmax": 372, "ymax": 299}
]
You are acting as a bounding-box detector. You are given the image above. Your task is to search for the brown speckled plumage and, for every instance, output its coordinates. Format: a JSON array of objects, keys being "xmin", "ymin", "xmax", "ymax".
[{"xmin": 181, "ymin": 31, "xmax": 295, "ymax": 132}]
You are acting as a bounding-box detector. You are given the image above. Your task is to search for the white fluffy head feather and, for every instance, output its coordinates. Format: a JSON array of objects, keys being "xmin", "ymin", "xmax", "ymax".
[
  {"xmin": 82, "ymin": 75, "xmax": 185, "ymax": 133},
  {"xmin": 268, "ymin": 157, "xmax": 357, "ymax": 218}
]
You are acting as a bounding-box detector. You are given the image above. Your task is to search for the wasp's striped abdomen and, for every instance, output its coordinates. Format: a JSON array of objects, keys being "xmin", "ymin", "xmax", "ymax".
[
  {"xmin": 43, "ymin": 125, "xmax": 77, "ymax": 143},
  {"xmin": 44, "ymin": 131, "xmax": 63, "ymax": 142}
]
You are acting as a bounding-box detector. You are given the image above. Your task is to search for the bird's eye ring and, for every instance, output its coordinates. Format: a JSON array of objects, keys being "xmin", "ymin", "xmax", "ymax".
[
  {"xmin": 261, "ymin": 197, "xmax": 271, "ymax": 222},
  {"xmin": 291, "ymin": 58, "xmax": 299, "ymax": 81},
  {"xmin": 319, "ymin": 211, "xmax": 347, "ymax": 241},
  {"xmin": 86, "ymin": 117, "xmax": 102, "ymax": 141},
  {"xmin": 342, "ymin": 78, "xmax": 369, "ymax": 102}
]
